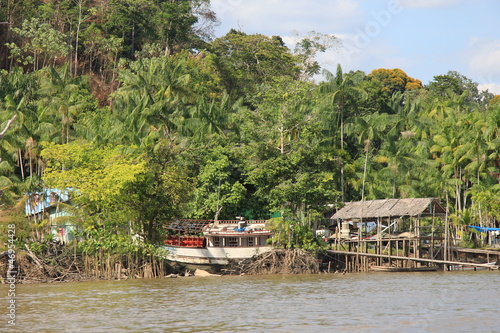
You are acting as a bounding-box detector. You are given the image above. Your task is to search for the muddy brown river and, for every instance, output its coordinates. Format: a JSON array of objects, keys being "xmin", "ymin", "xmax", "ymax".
[{"xmin": 1, "ymin": 270, "xmax": 499, "ymax": 332}]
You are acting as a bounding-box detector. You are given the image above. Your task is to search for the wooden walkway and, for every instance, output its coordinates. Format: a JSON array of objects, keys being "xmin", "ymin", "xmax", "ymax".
[
  {"xmin": 452, "ymin": 247, "xmax": 500, "ymax": 255},
  {"xmin": 452, "ymin": 247, "xmax": 500, "ymax": 262},
  {"xmin": 327, "ymin": 250, "xmax": 499, "ymax": 271}
]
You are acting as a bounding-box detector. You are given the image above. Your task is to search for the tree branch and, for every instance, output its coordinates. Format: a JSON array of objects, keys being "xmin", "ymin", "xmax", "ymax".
[{"xmin": 0, "ymin": 115, "xmax": 17, "ymax": 140}]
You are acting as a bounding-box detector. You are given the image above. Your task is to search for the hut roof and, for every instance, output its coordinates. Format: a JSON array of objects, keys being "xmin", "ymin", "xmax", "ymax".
[{"xmin": 331, "ymin": 198, "xmax": 446, "ymax": 220}]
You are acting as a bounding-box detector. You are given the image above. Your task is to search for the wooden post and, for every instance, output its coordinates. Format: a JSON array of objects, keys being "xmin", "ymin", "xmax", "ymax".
[
  {"xmin": 336, "ymin": 219, "xmax": 340, "ymax": 250},
  {"xmin": 403, "ymin": 240, "xmax": 408, "ymax": 267},
  {"xmin": 431, "ymin": 211, "xmax": 435, "ymax": 260},
  {"xmin": 377, "ymin": 217, "xmax": 381, "ymax": 266},
  {"xmin": 444, "ymin": 206, "xmax": 449, "ymax": 261},
  {"xmin": 116, "ymin": 262, "xmax": 122, "ymax": 280},
  {"xmin": 388, "ymin": 238, "xmax": 392, "ymax": 266},
  {"xmin": 416, "ymin": 217, "xmax": 420, "ymax": 262}
]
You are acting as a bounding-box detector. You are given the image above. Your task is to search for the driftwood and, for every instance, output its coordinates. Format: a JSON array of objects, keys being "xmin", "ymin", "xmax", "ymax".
[
  {"xmin": 24, "ymin": 245, "xmax": 46, "ymax": 271},
  {"xmin": 230, "ymin": 248, "xmax": 320, "ymax": 275},
  {"xmin": 24, "ymin": 244, "xmax": 61, "ymax": 279},
  {"xmin": 1, "ymin": 251, "xmax": 17, "ymax": 281}
]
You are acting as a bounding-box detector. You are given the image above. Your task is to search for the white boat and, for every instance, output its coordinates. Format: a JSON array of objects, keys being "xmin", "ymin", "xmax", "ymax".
[
  {"xmin": 448, "ymin": 261, "xmax": 497, "ymax": 271},
  {"xmin": 370, "ymin": 265, "xmax": 438, "ymax": 272},
  {"xmin": 162, "ymin": 219, "xmax": 273, "ymax": 269}
]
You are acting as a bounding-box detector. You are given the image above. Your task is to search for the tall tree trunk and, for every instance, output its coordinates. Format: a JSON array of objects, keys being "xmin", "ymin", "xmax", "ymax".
[
  {"xmin": 361, "ymin": 141, "xmax": 371, "ymax": 201},
  {"xmin": 73, "ymin": 0, "xmax": 84, "ymax": 76},
  {"xmin": 340, "ymin": 94, "xmax": 345, "ymax": 202}
]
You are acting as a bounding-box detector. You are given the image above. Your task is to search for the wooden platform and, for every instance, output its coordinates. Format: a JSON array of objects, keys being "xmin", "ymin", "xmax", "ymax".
[{"xmin": 327, "ymin": 250, "xmax": 500, "ymax": 271}]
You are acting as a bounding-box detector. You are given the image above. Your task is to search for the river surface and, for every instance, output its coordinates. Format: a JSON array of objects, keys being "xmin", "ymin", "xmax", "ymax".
[{"xmin": 1, "ymin": 271, "xmax": 499, "ymax": 332}]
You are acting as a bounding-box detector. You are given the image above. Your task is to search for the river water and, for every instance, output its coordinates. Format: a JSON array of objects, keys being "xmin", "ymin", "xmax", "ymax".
[{"xmin": 1, "ymin": 271, "xmax": 499, "ymax": 332}]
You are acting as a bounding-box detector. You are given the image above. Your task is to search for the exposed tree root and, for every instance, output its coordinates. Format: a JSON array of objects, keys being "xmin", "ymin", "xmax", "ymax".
[
  {"xmin": 228, "ymin": 248, "xmax": 320, "ymax": 275},
  {"xmin": 0, "ymin": 243, "xmax": 174, "ymax": 283}
]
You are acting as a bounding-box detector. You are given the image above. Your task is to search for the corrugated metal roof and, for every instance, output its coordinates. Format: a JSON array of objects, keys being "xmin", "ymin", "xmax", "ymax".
[
  {"xmin": 25, "ymin": 188, "xmax": 71, "ymax": 216},
  {"xmin": 331, "ymin": 198, "xmax": 446, "ymax": 220}
]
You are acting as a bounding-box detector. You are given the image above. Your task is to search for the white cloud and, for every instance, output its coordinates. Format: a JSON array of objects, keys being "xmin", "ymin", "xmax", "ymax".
[
  {"xmin": 464, "ymin": 38, "xmax": 500, "ymax": 94},
  {"xmin": 210, "ymin": 0, "xmax": 500, "ymax": 92},
  {"xmin": 467, "ymin": 38, "xmax": 500, "ymax": 76},
  {"xmin": 329, "ymin": 35, "xmax": 413, "ymax": 74},
  {"xmin": 478, "ymin": 83, "xmax": 500, "ymax": 95},
  {"xmin": 398, "ymin": 0, "xmax": 465, "ymax": 8},
  {"xmin": 212, "ymin": 0, "xmax": 363, "ymax": 37}
]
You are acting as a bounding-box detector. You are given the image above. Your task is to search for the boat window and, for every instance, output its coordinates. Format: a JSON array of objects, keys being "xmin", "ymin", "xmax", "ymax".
[
  {"xmin": 228, "ymin": 237, "xmax": 238, "ymax": 247},
  {"xmin": 213, "ymin": 236, "xmax": 220, "ymax": 247},
  {"xmin": 258, "ymin": 236, "xmax": 269, "ymax": 246},
  {"xmin": 247, "ymin": 237, "xmax": 254, "ymax": 247}
]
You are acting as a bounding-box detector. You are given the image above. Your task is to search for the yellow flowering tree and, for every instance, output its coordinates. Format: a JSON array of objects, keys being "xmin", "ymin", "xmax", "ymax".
[{"xmin": 40, "ymin": 140, "xmax": 146, "ymax": 230}]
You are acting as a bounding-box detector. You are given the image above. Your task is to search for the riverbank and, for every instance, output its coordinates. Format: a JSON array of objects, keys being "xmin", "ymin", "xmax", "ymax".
[
  {"xmin": 2, "ymin": 245, "xmax": 498, "ymax": 284},
  {"xmin": 0, "ymin": 247, "xmax": 322, "ymax": 284},
  {"xmin": 0, "ymin": 245, "xmax": 177, "ymax": 284}
]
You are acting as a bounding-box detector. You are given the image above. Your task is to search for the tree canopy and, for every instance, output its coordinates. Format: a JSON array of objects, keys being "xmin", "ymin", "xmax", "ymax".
[{"xmin": 0, "ymin": 0, "xmax": 499, "ymax": 249}]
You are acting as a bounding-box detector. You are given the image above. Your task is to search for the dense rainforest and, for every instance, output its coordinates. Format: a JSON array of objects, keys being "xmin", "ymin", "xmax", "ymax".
[{"xmin": 1, "ymin": 0, "xmax": 499, "ymax": 261}]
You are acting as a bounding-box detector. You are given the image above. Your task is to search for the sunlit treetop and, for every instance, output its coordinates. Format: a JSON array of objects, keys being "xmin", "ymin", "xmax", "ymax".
[
  {"xmin": 368, "ymin": 68, "xmax": 423, "ymax": 96},
  {"xmin": 41, "ymin": 140, "xmax": 146, "ymax": 205}
]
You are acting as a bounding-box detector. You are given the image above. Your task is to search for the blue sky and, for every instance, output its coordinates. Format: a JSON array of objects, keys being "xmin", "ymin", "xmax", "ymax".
[{"xmin": 210, "ymin": 0, "xmax": 500, "ymax": 94}]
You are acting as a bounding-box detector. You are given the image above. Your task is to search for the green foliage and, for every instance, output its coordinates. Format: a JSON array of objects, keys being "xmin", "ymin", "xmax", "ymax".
[
  {"xmin": 1, "ymin": 3, "xmax": 500, "ymax": 252},
  {"xmin": 40, "ymin": 140, "xmax": 146, "ymax": 229},
  {"xmin": 9, "ymin": 18, "xmax": 70, "ymax": 70},
  {"xmin": 152, "ymin": 0, "xmax": 201, "ymax": 51},
  {"xmin": 96, "ymin": 0, "xmax": 203, "ymax": 57},
  {"xmin": 108, "ymin": 52, "xmax": 224, "ymax": 148},
  {"xmin": 0, "ymin": 203, "xmax": 32, "ymax": 248},
  {"xmin": 28, "ymin": 240, "xmax": 48, "ymax": 256},
  {"xmin": 123, "ymin": 139, "xmax": 195, "ymax": 242},
  {"xmin": 37, "ymin": 66, "xmax": 97, "ymax": 143},
  {"xmin": 292, "ymin": 31, "xmax": 341, "ymax": 79},
  {"xmin": 209, "ymin": 31, "xmax": 301, "ymax": 98},
  {"xmin": 190, "ymin": 146, "xmax": 247, "ymax": 219},
  {"xmin": 470, "ymin": 184, "xmax": 500, "ymax": 222},
  {"xmin": 426, "ymin": 70, "xmax": 493, "ymax": 105},
  {"xmin": 267, "ymin": 217, "xmax": 327, "ymax": 250}
]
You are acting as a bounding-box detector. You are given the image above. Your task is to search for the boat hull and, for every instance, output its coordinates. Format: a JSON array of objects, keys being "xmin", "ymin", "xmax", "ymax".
[
  {"xmin": 162, "ymin": 245, "xmax": 273, "ymax": 266},
  {"xmin": 448, "ymin": 262, "xmax": 497, "ymax": 271},
  {"xmin": 370, "ymin": 266, "xmax": 438, "ymax": 272}
]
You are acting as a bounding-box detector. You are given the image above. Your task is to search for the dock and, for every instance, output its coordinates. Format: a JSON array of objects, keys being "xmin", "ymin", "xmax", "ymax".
[
  {"xmin": 326, "ymin": 249, "xmax": 499, "ymax": 272},
  {"xmin": 325, "ymin": 198, "xmax": 500, "ymax": 273}
]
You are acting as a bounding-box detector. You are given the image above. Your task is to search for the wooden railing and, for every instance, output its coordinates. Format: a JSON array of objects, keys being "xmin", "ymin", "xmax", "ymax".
[
  {"xmin": 164, "ymin": 236, "xmax": 205, "ymax": 247},
  {"xmin": 217, "ymin": 220, "xmax": 267, "ymax": 224}
]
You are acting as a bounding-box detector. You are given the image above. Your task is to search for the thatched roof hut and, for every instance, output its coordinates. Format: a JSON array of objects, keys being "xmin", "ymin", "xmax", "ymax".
[{"xmin": 331, "ymin": 198, "xmax": 446, "ymax": 220}]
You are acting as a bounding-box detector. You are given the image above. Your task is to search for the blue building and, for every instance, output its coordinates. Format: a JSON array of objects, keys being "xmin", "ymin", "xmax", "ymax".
[{"xmin": 25, "ymin": 188, "xmax": 77, "ymax": 243}]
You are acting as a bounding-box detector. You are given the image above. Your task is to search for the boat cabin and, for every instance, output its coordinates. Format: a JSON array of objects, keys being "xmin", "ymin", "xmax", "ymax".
[
  {"xmin": 204, "ymin": 221, "xmax": 272, "ymax": 248},
  {"xmin": 163, "ymin": 219, "xmax": 272, "ymax": 249}
]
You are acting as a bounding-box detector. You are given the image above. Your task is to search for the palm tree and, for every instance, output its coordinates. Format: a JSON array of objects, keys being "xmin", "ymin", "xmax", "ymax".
[
  {"xmin": 1, "ymin": 72, "xmax": 41, "ymax": 181},
  {"xmin": 319, "ymin": 64, "xmax": 367, "ymax": 201},
  {"xmin": 425, "ymin": 92, "xmax": 471, "ymax": 211},
  {"xmin": 183, "ymin": 92, "xmax": 242, "ymax": 144},
  {"xmin": 37, "ymin": 66, "xmax": 90, "ymax": 144},
  {"xmin": 346, "ymin": 112, "xmax": 389, "ymax": 200},
  {"xmin": 109, "ymin": 57, "xmax": 194, "ymax": 149}
]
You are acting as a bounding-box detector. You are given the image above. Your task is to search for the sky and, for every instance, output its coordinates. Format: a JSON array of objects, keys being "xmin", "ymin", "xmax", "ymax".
[{"xmin": 210, "ymin": 0, "xmax": 500, "ymax": 94}]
